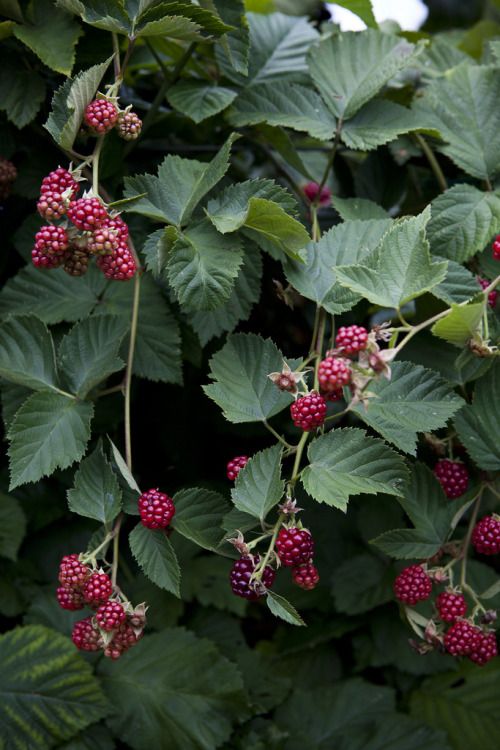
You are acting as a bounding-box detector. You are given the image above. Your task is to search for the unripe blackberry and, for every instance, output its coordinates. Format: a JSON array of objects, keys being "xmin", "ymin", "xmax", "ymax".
[
  {"xmin": 436, "ymin": 590, "xmax": 467, "ymax": 623},
  {"xmin": 292, "ymin": 562, "xmax": 319, "ymax": 590},
  {"xmin": 58, "ymin": 554, "xmax": 90, "ymax": 588},
  {"xmin": 32, "ymin": 246, "xmax": 67, "ymax": 269},
  {"xmin": 117, "ymin": 111, "xmax": 142, "ymax": 140},
  {"xmin": 88, "ymin": 226, "xmax": 119, "ymax": 255},
  {"xmin": 393, "ymin": 564, "xmax": 432, "ymax": 605},
  {"xmin": 303, "ymin": 181, "xmax": 331, "ymax": 206},
  {"xmin": 318, "ymin": 356, "xmax": 351, "ymax": 396},
  {"xmin": 434, "ymin": 459, "xmax": 469, "ymax": 499},
  {"xmin": 105, "ymin": 215, "xmax": 129, "ymax": 240},
  {"xmin": 444, "ymin": 620, "xmax": 481, "ymax": 656},
  {"xmin": 56, "ymin": 586, "xmax": 84, "ymax": 611},
  {"xmin": 40, "ymin": 167, "xmax": 78, "ymax": 197},
  {"xmin": 34, "ymin": 225, "xmax": 69, "ymax": 257},
  {"xmin": 72, "ymin": 617, "xmax": 102, "ymax": 652},
  {"xmin": 290, "ymin": 391, "xmax": 327, "ymax": 431},
  {"xmin": 83, "ymin": 572, "xmax": 113, "ymax": 606},
  {"xmin": 138, "ymin": 488, "xmax": 175, "ymax": 529},
  {"xmin": 64, "ymin": 249, "xmax": 90, "ymax": 277},
  {"xmin": 335, "ymin": 325, "xmax": 368, "ymax": 355},
  {"xmin": 493, "ymin": 235, "xmax": 500, "ymax": 261},
  {"xmin": 226, "ymin": 456, "xmax": 249, "ymax": 481},
  {"xmin": 472, "ymin": 515, "xmax": 500, "ymax": 555},
  {"xmin": 275, "ymin": 527, "xmax": 314, "ymax": 567},
  {"xmin": 230, "ymin": 555, "xmax": 275, "ymax": 600},
  {"xmin": 84, "ymin": 99, "xmax": 119, "ymax": 134},
  {"xmin": 478, "ymin": 277, "xmax": 498, "ymax": 308},
  {"xmin": 67, "ymin": 197, "xmax": 108, "ymax": 231},
  {"xmin": 96, "ymin": 242, "xmax": 136, "ymax": 280},
  {"xmin": 104, "ymin": 621, "xmax": 142, "ymax": 659},
  {"xmin": 37, "ymin": 190, "xmax": 68, "ymax": 221},
  {"xmin": 95, "ymin": 601, "xmax": 126, "ymax": 631},
  {"xmin": 469, "ymin": 631, "xmax": 498, "ymax": 665}
]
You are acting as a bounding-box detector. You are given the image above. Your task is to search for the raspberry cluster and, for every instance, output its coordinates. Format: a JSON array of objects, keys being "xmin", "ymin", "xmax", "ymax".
[
  {"xmin": 434, "ymin": 459, "xmax": 469, "ymax": 499},
  {"xmin": 230, "ymin": 555, "xmax": 276, "ymax": 600},
  {"xmin": 394, "ymin": 564, "xmax": 433, "ymax": 605},
  {"xmin": 303, "ymin": 181, "xmax": 331, "ymax": 207},
  {"xmin": 276, "ymin": 527, "xmax": 314, "ymax": 567},
  {"xmin": 444, "ymin": 620, "xmax": 497, "ymax": 665},
  {"xmin": 0, "ymin": 157, "xmax": 17, "ymax": 200},
  {"xmin": 472, "ymin": 515, "xmax": 500, "ymax": 555},
  {"xmin": 138, "ymin": 488, "xmax": 175, "ymax": 529},
  {"xmin": 317, "ymin": 356, "xmax": 351, "ymax": 401},
  {"xmin": 290, "ymin": 391, "xmax": 327, "ymax": 431},
  {"xmin": 83, "ymin": 99, "xmax": 142, "ymax": 140},
  {"xmin": 226, "ymin": 455, "xmax": 249, "ymax": 481}
]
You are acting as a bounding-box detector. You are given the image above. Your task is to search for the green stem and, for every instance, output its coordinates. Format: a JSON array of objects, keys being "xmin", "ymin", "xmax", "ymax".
[
  {"xmin": 112, "ymin": 33, "xmax": 121, "ymax": 79},
  {"xmin": 111, "ymin": 515, "xmax": 123, "ymax": 587},
  {"xmin": 313, "ymin": 119, "xmax": 343, "ymax": 203},
  {"xmin": 264, "ymin": 421, "xmax": 294, "ymax": 449},
  {"xmin": 124, "ymin": 273, "xmax": 141, "ymax": 470},
  {"xmin": 313, "ymin": 308, "xmax": 327, "ymax": 391},
  {"xmin": 460, "ymin": 493, "xmax": 482, "ymax": 590},
  {"xmin": 253, "ymin": 512, "xmax": 286, "ymax": 579},
  {"xmin": 92, "ymin": 136, "xmax": 104, "ymax": 195},
  {"xmin": 415, "ymin": 133, "xmax": 447, "ymax": 193},
  {"xmin": 291, "ymin": 431, "xmax": 309, "ymax": 484},
  {"xmin": 53, "ymin": 387, "xmax": 76, "ymax": 400}
]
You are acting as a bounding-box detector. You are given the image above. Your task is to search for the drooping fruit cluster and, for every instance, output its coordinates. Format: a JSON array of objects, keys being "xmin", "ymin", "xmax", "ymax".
[
  {"xmin": 394, "ymin": 564, "xmax": 433, "ymax": 605},
  {"xmin": 477, "ymin": 277, "xmax": 498, "ymax": 308},
  {"xmin": 290, "ymin": 391, "xmax": 327, "ymax": 431},
  {"xmin": 303, "ymin": 181, "xmax": 331, "ymax": 207},
  {"xmin": 335, "ymin": 325, "xmax": 369, "ymax": 355},
  {"xmin": 117, "ymin": 110, "xmax": 143, "ymax": 140},
  {"xmin": 471, "ymin": 515, "xmax": 500, "ymax": 555},
  {"xmin": 436, "ymin": 590, "xmax": 468, "ymax": 622},
  {"xmin": 138, "ymin": 488, "xmax": 175, "ymax": 529},
  {"xmin": 276, "ymin": 527, "xmax": 314, "ymax": 567},
  {"xmin": 37, "ymin": 166, "xmax": 79, "ymax": 220},
  {"xmin": 83, "ymin": 98, "xmax": 142, "ymax": 140},
  {"xmin": 226, "ymin": 455, "xmax": 249, "ymax": 481},
  {"xmin": 292, "ymin": 562, "xmax": 320, "ymax": 590},
  {"xmin": 317, "ymin": 356, "xmax": 351, "ymax": 401},
  {"xmin": 0, "ymin": 157, "xmax": 17, "ymax": 200},
  {"xmin": 230, "ymin": 555, "xmax": 276, "ymax": 600},
  {"xmin": 434, "ymin": 459, "xmax": 469, "ymax": 499},
  {"xmin": 443, "ymin": 620, "xmax": 497, "ymax": 665}
]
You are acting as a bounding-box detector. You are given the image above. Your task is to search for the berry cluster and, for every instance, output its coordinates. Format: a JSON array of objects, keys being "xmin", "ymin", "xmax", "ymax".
[
  {"xmin": 472, "ymin": 515, "xmax": 500, "ymax": 555},
  {"xmin": 138, "ymin": 488, "xmax": 175, "ymax": 530},
  {"xmin": 493, "ymin": 234, "xmax": 500, "ymax": 261},
  {"xmin": 478, "ymin": 277, "xmax": 498, "ymax": 308},
  {"xmin": 226, "ymin": 455, "xmax": 249, "ymax": 481},
  {"xmin": 84, "ymin": 99, "xmax": 142, "ymax": 140},
  {"xmin": 303, "ymin": 181, "xmax": 331, "ymax": 207},
  {"xmin": 0, "ymin": 157, "xmax": 17, "ymax": 200},
  {"xmin": 434, "ymin": 459, "xmax": 469, "ymax": 499}
]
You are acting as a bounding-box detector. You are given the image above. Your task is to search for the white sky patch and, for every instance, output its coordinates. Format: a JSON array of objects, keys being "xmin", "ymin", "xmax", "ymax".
[{"xmin": 328, "ymin": 0, "xmax": 429, "ymax": 31}]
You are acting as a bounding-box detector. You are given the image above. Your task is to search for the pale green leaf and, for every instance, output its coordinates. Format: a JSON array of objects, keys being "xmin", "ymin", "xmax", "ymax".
[
  {"xmin": 210, "ymin": 0, "xmax": 249, "ymax": 75},
  {"xmin": 129, "ymin": 524, "xmax": 181, "ymax": 597},
  {"xmin": 55, "ymin": 0, "xmax": 131, "ymax": 33},
  {"xmin": 432, "ymin": 259, "xmax": 482, "ymax": 305},
  {"xmin": 0, "ymin": 493, "xmax": 26, "ymax": 561},
  {"xmin": 206, "ymin": 178, "xmax": 297, "ymax": 232},
  {"xmin": 342, "ymin": 98, "xmax": 438, "ymax": 151},
  {"xmin": 0, "ymin": 315, "xmax": 58, "ymax": 392},
  {"xmin": 135, "ymin": 1, "xmax": 233, "ymax": 38},
  {"xmin": 431, "ymin": 302, "xmax": 484, "ymax": 347},
  {"xmin": 454, "ymin": 362, "xmax": 500, "ymax": 470},
  {"xmin": 267, "ymin": 591, "xmax": 305, "ymax": 626},
  {"xmin": 108, "ymin": 437, "xmax": 141, "ymax": 494},
  {"xmin": 231, "ymin": 444, "xmax": 284, "ymax": 521},
  {"xmin": 172, "ymin": 487, "xmax": 229, "ymax": 551},
  {"xmin": 242, "ymin": 197, "xmax": 310, "ymax": 260},
  {"xmin": 67, "ymin": 441, "xmax": 122, "ymax": 524},
  {"xmin": 333, "ymin": 197, "xmax": 389, "ymax": 221},
  {"xmin": 14, "ymin": 0, "xmax": 82, "ymax": 75},
  {"xmin": 167, "ymin": 80, "xmax": 237, "ymax": 122},
  {"xmin": 142, "ymin": 226, "xmax": 178, "ymax": 280}
]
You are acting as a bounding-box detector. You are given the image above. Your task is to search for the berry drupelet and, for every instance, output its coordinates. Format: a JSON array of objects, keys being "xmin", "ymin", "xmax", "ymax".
[{"xmin": 226, "ymin": 456, "xmax": 249, "ymax": 481}]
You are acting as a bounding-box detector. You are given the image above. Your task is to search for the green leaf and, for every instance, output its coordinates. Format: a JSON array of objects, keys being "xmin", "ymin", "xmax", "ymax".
[
  {"xmin": 142, "ymin": 226, "xmax": 177, "ymax": 280},
  {"xmin": 301, "ymin": 427, "xmax": 408, "ymax": 511},
  {"xmin": 431, "ymin": 302, "xmax": 484, "ymax": 347},
  {"xmin": 342, "ymin": 98, "xmax": 438, "ymax": 151},
  {"xmin": 335, "ymin": 211, "xmax": 448, "ymax": 309},
  {"xmin": 98, "ymin": 628, "xmax": 247, "ymax": 750},
  {"xmin": 135, "ymin": 1, "xmax": 233, "ymax": 38},
  {"xmin": 14, "ymin": 0, "xmax": 82, "ymax": 75},
  {"xmin": 67, "ymin": 441, "xmax": 122, "ymax": 524},
  {"xmin": 0, "ymin": 493, "xmax": 26, "ymax": 561},
  {"xmin": 332, "ymin": 553, "xmax": 393, "ymax": 614},
  {"xmin": 284, "ymin": 218, "xmax": 392, "ymax": 314},
  {"xmin": 333, "ymin": 0, "xmax": 377, "ymax": 28},
  {"xmin": 124, "ymin": 132, "xmax": 239, "ymax": 227},
  {"xmin": 427, "ymin": 184, "xmax": 500, "ymax": 263},
  {"xmin": 168, "ymin": 221, "xmax": 244, "ymax": 311},
  {"xmin": 0, "ymin": 315, "xmax": 58, "ymax": 392},
  {"xmin": 58, "ymin": 315, "xmax": 126, "ymax": 398},
  {"xmin": 203, "ymin": 333, "xmax": 295, "ymax": 423},
  {"xmin": 211, "ymin": 0, "xmax": 249, "ymax": 75},
  {"xmin": 55, "ymin": 0, "xmax": 131, "ymax": 33},
  {"xmin": 167, "ymin": 80, "xmax": 237, "ymax": 123},
  {"xmin": 309, "ymin": 30, "xmax": 424, "ymax": 119},
  {"xmin": 129, "ymin": 524, "xmax": 181, "ymax": 597},
  {"xmin": 231, "ymin": 444, "xmax": 284, "ymax": 521},
  {"xmin": 206, "ymin": 178, "xmax": 297, "ymax": 232},
  {"xmin": 172, "ymin": 487, "xmax": 229, "ymax": 551},
  {"xmin": 1, "ymin": 624, "xmax": 109, "ymax": 749},
  {"xmin": 353, "ymin": 361, "xmax": 464, "ymax": 455},
  {"xmin": 454, "ymin": 362, "xmax": 500, "ymax": 470},
  {"xmin": 8, "ymin": 392, "xmax": 93, "ymax": 490},
  {"xmin": 333, "ymin": 196, "xmax": 389, "ymax": 221},
  {"xmin": 0, "ymin": 52, "xmax": 45, "ymax": 128},
  {"xmin": 432, "ymin": 259, "xmax": 481, "ymax": 305},
  {"xmin": 45, "ymin": 56, "xmax": 113, "ymax": 151},
  {"xmin": 228, "ymin": 82, "xmax": 336, "ymax": 139},
  {"xmin": 267, "ymin": 591, "xmax": 305, "ymax": 626},
  {"xmin": 108, "ymin": 437, "xmax": 141, "ymax": 494}
]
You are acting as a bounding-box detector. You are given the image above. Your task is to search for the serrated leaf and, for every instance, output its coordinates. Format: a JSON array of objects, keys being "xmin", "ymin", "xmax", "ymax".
[
  {"xmin": 0, "ymin": 53, "xmax": 45, "ymax": 127},
  {"xmin": 427, "ymin": 184, "xmax": 500, "ymax": 263},
  {"xmin": 0, "ymin": 383, "xmax": 31, "ymax": 431},
  {"xmin": 454, "ymin": 362, "xmax": 500, "ymax": 470},
  {"xmin": 206, "ymin": 178, "xmax": 297, "ymax": 232},
  {"xmin": 142, "ymin": 226, "xmax": 178, "ymax": 280},
  {"xmin": 333, "ymin": 196, "xmax": 389, "ymax": 221},
  {"xmin": 242, "ymin": 197, "xmax": 310, "ymax": 260},
  {"xmin": 58, "ymin": 315, "xmax": 126, "ymax": 398},
  {"xmin": 431, "ymin": 302, "xmax": 484, "ymax": 347},
  {"xmin": 0, "ymin": 493, "xmax": 26, "ymax": 561},
  {"xmin": 67, "ymin": 441, "xmax": 122, "ymax": 524},
  {"xmin": 267, "ymin": 591, "xmax": 305, "ymax": 626},
  {"xmin": 336, "ymin": 211, "xmax": 448, "ymax": 309},
  {"xmin": 342, "ymin": 98, "xmax": 437, "ymax": 151},
  {"xmin": 14, "ymin": 0, "xmax": 82, "ymax": 75},
  {"xmin": 309, "ymin": 30, "xmax": 424, "ymax": 119},
  {"xmin": 8, "ymin": 392, "xmax": 93, "ymax": 490},
  {"xmin": 129, "ymin": 524, "xmax": 181, "ymax": 597},
  {"xmin": 433, "ymin": 259, "xmax": 481, "ymax": 305},
  {"xmin": 172, "ymin": 488, "xmax": 229, "ymax": 551},
  {"xmin": 135, "ymin": 1, "xmax": 233, "ymax": 38},
  {"xmin": 0, "ymin": 315, "xmax": 58, "ymax": 392},
  {"xmin": 301, "ymin": 427, "xmax": 408, "ymax": 511},
  {"xmin": 108, "ymin": 437, "xmax": 141, "ymax": 493},
  {"xmin": 211, "ymin": 0, "xmax": 249, "ymax": 75},
  {"xmin": 353, "ymin": 361, "xmax": 464, "ymax": 455},
  {"xmin": 56, "ymin": 0, "xmax": 131, "ymax": 33},
  {"xmin": 231, "ymin": 444, "xmax": 284, "ymax": 521},
  {"xmin": 167, "ymin": 80, "xmax": 237, "ymax": 123},
  {"xmin": 203, "ymin": 333, "xmax": 295, "ymax": 423}
]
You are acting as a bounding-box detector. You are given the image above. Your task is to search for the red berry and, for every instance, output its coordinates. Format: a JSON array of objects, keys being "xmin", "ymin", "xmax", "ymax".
[
  {"xmin": 34, "ymin": 225, "xmax": 69, "ymax": 257},
  {"xmin": 96, "ymin": 241, "xmax": 136, "ymax": 280},
  {"xmin": 72, "ymin": 617, "xmax": 102, "ymax": 652},
  {"xmin": 88, "ymin": 226, "xmax": 120, "ymax": 255},
  {"xmin": 105, "ymin": 215, "xmax": 129, "ymax": 240},
  {"xmin": 335, "ymin": 325, "xmax": 368, "ymax": 355},
  {"xmin": 56, "ymin": 586, "xmax": 84, "ymax": 611},
  {"xmin": 226, "ymin": 456, "xmax": 249, "ymax": 481},
  {"xmin": 104, "ymin": 621, "xmax": 142, "ymax": 659},
  {"xmin": 138, "ymin": 488, "xmax": 175, "ymax": 529},
  {"xmin": 0, "ymin": 158, "xmax": 17, "ymax": 184},
  {"xmin": 67, "ymin": 197, "xmax": 108, "ymax": 231},
  {"xmin": 303, "ymin": 181, "xmax": 331, "ymax": 206},
  {"xmin": 83, "ymin": 572, "xmax": 113, "ymax": 606},
  {"xmin": 393, "ymin": 564, "xmax": 432, "ymax": 605},
  {"xmin": 444, "ymin": 619, "xmax": 482, "ymax": 656},
  {"xmin": 117, "ymin": 111, "xmax": 142, "ymax": 140},
  {"xmin": 40, "ymin": 167, "xmax": 78, "ymax": 198},
  {"xmin": 96, "ymin": 601, "xmax": 126, "ymax": 632},
  {"xmin": 478, "ymin": 277, "xmax": 498, "ymax": 308},
  {"xmin": 493, "ymin": 236, "xmax": 500, "ymax": 261},
  {"xmin": 472, "ymin": 515, "xmax": 500, "ymax": 555},
  {"xmin": 469, "ymin": 631, "xmax": 498, "ymax": 665},
  {"xmin": 58, "ymin": 554, "xmax": 90, "ymax": 587},
  {"xmin": 32, "ymin": 245, "xmax": 67, "ymax": 269},
  {"xmin": 318, "ymin": 357, "xmax": 351, "ymax": 397},
  {"xmin": 290, "ymin": 391, "xmax": 327, "ymax": 431},
  {"xmin": 230, "ymin": 555, "xmax": 275, "ymax": 600},
  {"xmin": 275, "ymin": 527, "xmax": 314, "ymax": 567},
  {"xmin": 434, "ymin": 459, "xmax": 469, "ymax": 499},
  {"xmin": 436, "ymin": 591, "xmax": 467, "ymax": 623},
  {"xmin": 292, "ymin": 562, "xmax": 319, "ymax": 590},
  {"xmin": 84, "ymin": 99, "xmax": 119, "ymax": 134}
]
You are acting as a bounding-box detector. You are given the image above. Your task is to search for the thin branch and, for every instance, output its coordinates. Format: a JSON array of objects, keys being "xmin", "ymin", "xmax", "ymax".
[{"xmin": 414, "ymin": 133, "xmax": 447, "ymax": 193}]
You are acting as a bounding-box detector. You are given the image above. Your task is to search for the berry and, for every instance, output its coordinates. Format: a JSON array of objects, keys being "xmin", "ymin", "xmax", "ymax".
[
  {"xmin": 34, "ymin": 225, "xmax": 69, "ymax": 257},
  {"xmin": 434, "ymin": 459, "xmax": 469, "ymax": 499},
  {"xmin": 84, "ymin": 99, "xmax": 119, "ymax": 134},
  {"xmin": 292, "ymin": 562, "xmax": 320, "ymax": 590},
  {"xmin": 104, "ymin": 621, "xmax": 142, "ymax": 659},
  {"xmin": 37, "ymin": 168, "xmax": 79, "ymax": 220},
  {"xmin": 67, "ymin": 197, "xmax": 108, "ymax": 231},
  {"xmin": 318, "ymin": 357, "xmax": 351, "ymax": 397},
  {"xmin": 58, "ymin": 554, "xmax": 90, "ymax": 588},
  {"xmin": 478, "ymin": 277, "xmax": 498, "ymax": 308},
  {"xmin": 436, "ymin": 591, "xmax": 468, "ymax": 623},
  {"xmin": 0, "ymin": 157, "xmax": 17, "ymax": 184},
  {"xmin": 64, "ymin": 249, "xmax": 90, "ymax": 277},
  {"xmin": 72, "ymin": 617, "xmax": 102, "ymax": 652},
  {"xmin": 393, "ymin": 564, "xmax": 432, "ymax": 605},
  {"xmin": 88, "ymin": 226, "xmax": 119, "ymax": 255},
  {"xmin": 56, "ymin": 586, "xmax": 84, "ymax": 611},
  {"xmin": 138, "ymin": 488, "xmax": 175, "ymax": 529},
  {"xmin": 96, "ymin": 241, "xmax": 136, "ymax": 280},
  {"xmin": 96, "ymin": 601, "xmax": 126, "ymax": 632},
  {"xmin": 493, "ymin": 235, "xmax": 500, "ymax": 261},
  {"xmin": 117, "ymin": 111, "xmax": 142, "ymax": 140},
  {"xmin": 444, "ymin": 620, "xmax": 481, "ymax": 656},
  {"xmin": 226, "ymin": 456, "xmax": 249, "ymax": 481},
  {"xmin": 469, "ymin": 631, "xmax": 498, "ymax": 665},
  {"xmin": 335, "ymin": 325, "xmax": 369, "ymax": 355},
  {"xmin": 275, "ymin": 527, "xmax": 314, "ymax": 567},
  {"xmin": 472, "ymin": 515, "xmax": 500, "ymax": 555},
  {"xmin": 290, "ymin": 391, "xmax": 327, "ymax": 431},
  {"xmin": 32, "ymin": 246, "xmax": 67, "ymax": 269},
  {"xmin": 105, "ymin": 215, "xmax": 129, "ymax": 240},
  {"xmin": 230, "ymin": 556, "xmax": 275, "ymax": 600},
  {"xmin": 303, "ymin": 181, "xmax": 331, "ymax": 206},
  {"xmin": 83, "ymin": 572, "xmax": 113, "ymax": 606}
]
